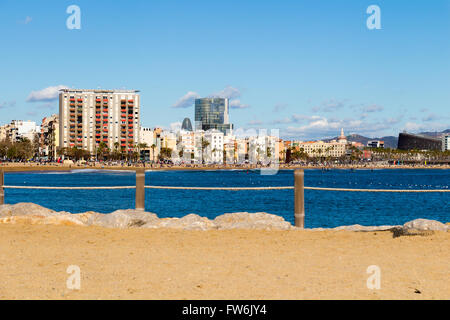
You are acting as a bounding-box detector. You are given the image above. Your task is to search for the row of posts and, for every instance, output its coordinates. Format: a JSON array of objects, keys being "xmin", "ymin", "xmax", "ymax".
[{"xmin": 0, "ymin": 168, "xmax": 305, "ymax": 228}]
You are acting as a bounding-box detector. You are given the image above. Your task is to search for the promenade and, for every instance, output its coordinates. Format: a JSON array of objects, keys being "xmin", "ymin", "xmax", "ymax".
[{"xmin": 1, "ymin": 162, "xmax": 449, "ymax": 172}]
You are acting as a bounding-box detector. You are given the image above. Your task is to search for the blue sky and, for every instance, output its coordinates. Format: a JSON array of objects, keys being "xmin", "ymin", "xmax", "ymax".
[{"xmin": 0, "ymin": 0, "xmax": 449, "ymax": 140}]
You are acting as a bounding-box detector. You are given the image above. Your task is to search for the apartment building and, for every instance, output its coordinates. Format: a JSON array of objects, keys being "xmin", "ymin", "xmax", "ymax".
[
  {"xmin": 59, "ymin": 89, "xmax": 140, "ymax": 154},
  {"xmin": 297, "ymin": 141, "xmax": 346, "ymax": 158},
  {"xmin": 39, "ymin": 114, "xmax": 59, "ymax": 160},
  {"xmin": 204, "ymin": 129, "xmax": 224, "ymax": 164},
  {"xmin": 0, "ymin": 120, "xmax": 39, "ymax": 143}
]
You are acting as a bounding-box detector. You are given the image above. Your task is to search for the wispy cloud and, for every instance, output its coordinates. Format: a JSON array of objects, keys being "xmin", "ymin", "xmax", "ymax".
[
  {"xmin": 27, "ymin": 85, "xmax": 67, "ymax": 102},
  {"xmin": 311, "ymin": 99, "xmax": 347, "ymax": 113},
  {"xmin": 173, "ymin": 86, "xmax": 250, "ymax": 109},
  {"xmin": 362, "ymin": 104, "xmax": 384, "ymax": 113},
  {"xmin": 281, "ymin": 115, "xmax": 394, "ymax": 140},
  {"xmin": 18, "ymin": 16, "xmax": 32, "ymax": 25},
  {"xmin": 209, "ymin": 86, "xmax": 250, "ymax": 109},
  {"xmin": 229, "ymin": 99, "xmax": 249, "ymax": 109},
  {"xmin": 273, "ymin": 103, "xmax": 288, "ymax": 112},
  {"xmin": 209, "ymin": 86, "xmax": 242, "ymax": 100},
  {"xmin": 0, "ymin": 101, "xmax": 16, "ymax": 109},
  {"xmin": 172, "ymin": 91, "xmax": 200, "ymax": 108},
  {"xmin": 247, "ymin": 120, "xmax": 263, "ymax": 126}
]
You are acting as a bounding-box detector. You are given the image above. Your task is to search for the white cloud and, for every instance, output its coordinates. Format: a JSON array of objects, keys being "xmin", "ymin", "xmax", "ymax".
[
  {"xmin": 170, "ymin": 122, "xmax": 182, "ymax": 132},
  {"xmin": 172, "ymin": 91, "xmax": 200, "ymax": 108},
  {"xmin": 281, "ymin": 115, "xmax": 393, "ymax": 139},
  {"xmin": 229, "ymin": 99, "xmax": 249, "ymax": 109},
  {"xmin": 209, "ymin": 86, "xmax": 242, "ymax": 100},
  {"xmin": 24, "ymin": 16, "xmax": 32, "ymax": 24},
  {"xmin": 27, "ymin": 85, "xmax": 67, "ymax": 102}
]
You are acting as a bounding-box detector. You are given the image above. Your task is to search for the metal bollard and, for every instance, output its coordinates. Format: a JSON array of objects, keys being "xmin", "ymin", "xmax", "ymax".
[
  {"xmin": 294, "ymin": 169, "xmax": 305, "ymax": 228},
  {"xmin": 0, "ymin": 169, "xmax": 4, "ymax": 205},
  {"xmin": 135, "ymin": 168, "xmax": 145, "ymax": 211}
]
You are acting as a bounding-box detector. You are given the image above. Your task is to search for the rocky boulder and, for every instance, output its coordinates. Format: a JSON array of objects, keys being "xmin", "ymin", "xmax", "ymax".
[
  {"xmin": 0, "ymin": 203, "xmax": 60, "ymax": 217},
  {"xmin": 403, "ymin": 219, "xmax": 449, "ymax": 232},
  {"xmin": 86, "ymin": 210, "xmax": 159, "ymax": 229},
  {"xmin": 214, "ymin": 212, "xmax": 293, "ymax": 230},
  {"xmin": 144, "ymin": 214, "xmax": 217, "ymax": 230}
]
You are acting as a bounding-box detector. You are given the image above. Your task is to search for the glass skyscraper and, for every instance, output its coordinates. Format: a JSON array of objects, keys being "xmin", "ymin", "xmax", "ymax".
[{"xmin": 194, "ymin": 98, "xmax": 233, "ymax": 135}]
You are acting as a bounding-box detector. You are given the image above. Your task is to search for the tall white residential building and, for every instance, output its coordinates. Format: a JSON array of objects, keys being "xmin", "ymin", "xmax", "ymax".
[
  {"xmin": 442, "ymin": 135, "xmax": 450, "ymax": 151},
  {"xmin": 247, "ymin": 134, "xmax": 278, "ymax": 164},
  {"xmin": 204, "ymin": 129, "xmax": 224, "ymax": 163},
  {"xmin": 59, "ymin": 89, "xmax": 140, "ymax": 154}
]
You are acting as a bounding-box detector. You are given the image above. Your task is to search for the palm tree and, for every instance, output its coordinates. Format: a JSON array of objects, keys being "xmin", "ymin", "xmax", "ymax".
[
  {"xmin": 151, "ymin": 144, "xmax": 156, "ymax": 163},
  {"xmin": 201, "ymin": 138, "xmax": 210, "ymax": 164}
]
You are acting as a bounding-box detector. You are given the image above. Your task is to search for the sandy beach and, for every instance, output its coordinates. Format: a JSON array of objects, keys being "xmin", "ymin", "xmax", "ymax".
[{"xmin": 0, "ymin": 224, "xmax": 448, "ymax": 300}]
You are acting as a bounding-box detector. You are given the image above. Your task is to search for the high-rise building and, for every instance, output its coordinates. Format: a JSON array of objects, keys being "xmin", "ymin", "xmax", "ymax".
[
  {"xmin": 181, "ymin": 118, "xmax": 193, "ymax": 131},
  {"xmin": 194, "ymin": 98, "xmax": 233, "ymax": 135},
  {"xmin": 59, "ymin": 89, "xmax": 140, "ymax": 154}
]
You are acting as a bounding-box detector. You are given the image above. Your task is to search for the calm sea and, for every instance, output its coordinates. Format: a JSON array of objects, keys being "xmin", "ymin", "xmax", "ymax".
[{"xmin": 3, "ymin": 169, "xmax": 449, "ymax": 228}]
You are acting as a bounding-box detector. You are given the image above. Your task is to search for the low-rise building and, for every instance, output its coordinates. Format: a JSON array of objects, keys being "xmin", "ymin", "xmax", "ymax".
[{"xmin": 442, "ymin": 135, "xmax": 450, "ymax": 151}]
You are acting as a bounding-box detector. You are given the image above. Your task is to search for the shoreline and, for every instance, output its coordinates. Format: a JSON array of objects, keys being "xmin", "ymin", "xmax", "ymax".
[{"xmin": 1, "ymin": 163, "xmax": 450, "ymax": 172}]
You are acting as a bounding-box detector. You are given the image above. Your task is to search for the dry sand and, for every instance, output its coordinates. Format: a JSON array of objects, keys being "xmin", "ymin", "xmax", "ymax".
[{"xmin": 0, "ymin": 225, "xmax": 448, "ymax": 300}]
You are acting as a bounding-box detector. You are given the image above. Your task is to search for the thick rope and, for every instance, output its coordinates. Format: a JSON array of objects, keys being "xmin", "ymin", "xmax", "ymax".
[
  {"xmin": 2, "ymin": 185, "xmax": 449, "ymax": 192},
  {"xmin": 145, "ymin": 186, "xmax": 293, "ymax": 190},
  {"xmin": 2, "ymin": 186, "xmax": 136, "ymax": 190}
]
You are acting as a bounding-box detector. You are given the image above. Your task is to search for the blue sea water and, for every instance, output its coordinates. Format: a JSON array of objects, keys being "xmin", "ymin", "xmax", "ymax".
[{"xmin": 3, "ymin": 169, "xmax": 449, "ymax": 228}]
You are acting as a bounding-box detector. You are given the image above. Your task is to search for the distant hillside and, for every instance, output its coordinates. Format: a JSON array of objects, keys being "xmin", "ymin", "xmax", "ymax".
[
  {"xmin": 325, "ymin": 134, "xmax": 398, "ymax": 149},
  {"xmin": 323, "ymin": 129, "xmax": 449, "ymax": 149},
  {"xmin": 418, "ymin": 129, "xmax": 450, "ymax": 138}
]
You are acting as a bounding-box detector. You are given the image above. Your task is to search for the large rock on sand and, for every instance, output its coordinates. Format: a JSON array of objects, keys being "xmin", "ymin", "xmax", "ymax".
[
  {"xmin": 144, "ymin": 214, "xmax": 217, "ymax": 230},
  {"xmin": 0, "ymin": 203, "xmax": 60, "ymax": 217},
  {"xmin": 403, "ymin": 219, "xmax": 449, "ymax": 232},
  {"xmin": 85, "ymin": 210, "xmax": 159, "ymax": 229},
  {"xmin": 214, "ymin": 212, "xmax": 293, "ymax": 230}
]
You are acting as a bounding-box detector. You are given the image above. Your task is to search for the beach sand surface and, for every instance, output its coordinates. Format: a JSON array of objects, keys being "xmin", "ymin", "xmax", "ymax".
[{"xmin": 0, "ymin": 225, "xmax": 448, "ymax": 300}]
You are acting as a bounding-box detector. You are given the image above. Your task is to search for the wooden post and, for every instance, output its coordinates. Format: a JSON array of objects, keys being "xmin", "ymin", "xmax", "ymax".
[
  {"xmin": 0, "ymin": 169, "xmax": 4, "ymax": 205},
  {"xmin": 294, "ymin": 169, "xmax": 305, "ymax": 228},
  {"xmin": 135, "ymin": 168, "xmax": 145, "ymax": 211}
]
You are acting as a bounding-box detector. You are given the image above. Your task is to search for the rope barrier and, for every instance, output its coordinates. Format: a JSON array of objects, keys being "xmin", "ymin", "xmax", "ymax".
[
  {"xmin": 2, "ymin": 185, "xmax": 449, "ymax": 192},
  {"xmin": 145, "ymin": 186, "xmax": 294, "ymax": 190},
  {"xmin": 2, "ymin": 186, "xmax": 136, "ymax": 190}
]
